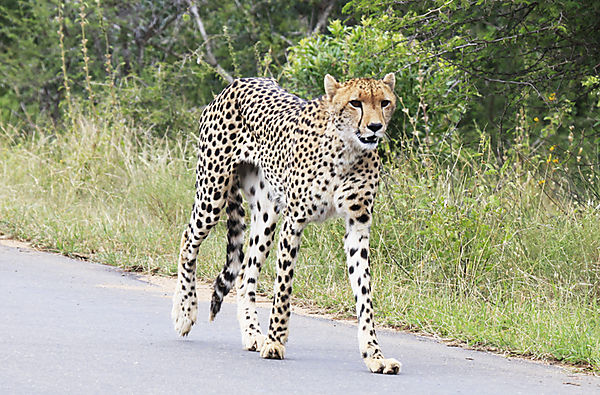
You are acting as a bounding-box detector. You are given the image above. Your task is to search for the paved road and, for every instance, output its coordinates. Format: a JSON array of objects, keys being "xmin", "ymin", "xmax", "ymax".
[{"xmin": 1, "ymin": 244, "xmax": 599, "ymax": 394}]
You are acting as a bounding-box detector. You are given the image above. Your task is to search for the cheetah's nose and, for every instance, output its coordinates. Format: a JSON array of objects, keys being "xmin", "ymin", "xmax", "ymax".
[{"xmin": 367, "ymin": 123, "xmax": 383, "ymax": 132}]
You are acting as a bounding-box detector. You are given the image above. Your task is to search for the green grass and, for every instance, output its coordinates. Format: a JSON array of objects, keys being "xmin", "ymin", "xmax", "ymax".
[{"xmin": 1, "ymin": 115, "xmax": 599, "ymax": 370}]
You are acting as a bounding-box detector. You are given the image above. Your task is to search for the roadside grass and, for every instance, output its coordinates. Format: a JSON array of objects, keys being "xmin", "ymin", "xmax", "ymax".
[{"xmin": 1, "ymin": 115, "xmax": 599, "ymax": 370}]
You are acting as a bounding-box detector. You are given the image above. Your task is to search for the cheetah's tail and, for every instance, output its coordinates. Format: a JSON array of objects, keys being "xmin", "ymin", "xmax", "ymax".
[{"xmin": 209, "ymin": 185, "xmax": 246, "ymax": 321}]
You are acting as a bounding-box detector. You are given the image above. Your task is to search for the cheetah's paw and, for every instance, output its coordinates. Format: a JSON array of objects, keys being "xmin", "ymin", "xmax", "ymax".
[
  {"xmin": 260, "ymin": 339, "xmax": 285, "ymax": 359},
  {"xmin": 171, "ymin": 291, "xmax": 198, "ymax": 336},
  {"xmin": 364, "ymin": 357, "xmax": 402, "ymax": 374},
  {"xmin": 242, "ymin": 332, "xmax": 266, "ymax": 352}
]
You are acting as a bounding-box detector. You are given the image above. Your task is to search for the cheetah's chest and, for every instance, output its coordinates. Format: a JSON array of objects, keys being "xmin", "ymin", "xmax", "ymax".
[{"xmin": 304, "ymin": 171, "xmax": 341, "ymax": 222}]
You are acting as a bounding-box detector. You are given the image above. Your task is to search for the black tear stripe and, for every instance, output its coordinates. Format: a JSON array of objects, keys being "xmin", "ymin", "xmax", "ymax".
[{"xmin": 357, "ymin": 106, "xmax": 364, "ymax": 133}]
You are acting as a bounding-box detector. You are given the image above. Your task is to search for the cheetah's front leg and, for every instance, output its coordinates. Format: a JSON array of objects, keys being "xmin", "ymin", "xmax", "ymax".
[
  {"xmin": 260, "ymin": 218, "xmax": 303, "ymax": 359},
  {"xmin": 234, "ymin": 166, "xmax": 279, "ymax": 351},
  {"xmin": 344, "ymin": 218, "xmax": 401, "ymax": 374},
  {"xmin": 236, "ymin": 201, "xmax": 278, "ymax": 351}
]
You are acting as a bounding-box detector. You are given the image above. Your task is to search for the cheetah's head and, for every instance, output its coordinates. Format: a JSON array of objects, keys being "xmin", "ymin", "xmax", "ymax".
[{"xmin": 324, "ymin": 73, "xmax": 396, "ymax": 150}]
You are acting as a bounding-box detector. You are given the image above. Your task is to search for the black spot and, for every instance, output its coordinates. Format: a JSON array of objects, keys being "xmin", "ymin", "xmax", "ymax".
[
  {"xmin": 349, "ymin": 248, "xmax": 358, "ymax": 257},
  {"xmin": 361, "ymin": 248, "xmax": 368, "ymax": 259},
  {"xmin": 357, "ymin": 214, "xmax": 369, "ymax": 224}
]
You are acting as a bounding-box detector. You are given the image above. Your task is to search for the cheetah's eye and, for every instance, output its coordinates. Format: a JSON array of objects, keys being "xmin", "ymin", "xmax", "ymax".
[
  {"xmin": 349, "ymin": 100, "xmax": 362, "ymax": 108},
  {"xmin": 381, "ymin": 100, "xmax": 391, "ymax": 108}
]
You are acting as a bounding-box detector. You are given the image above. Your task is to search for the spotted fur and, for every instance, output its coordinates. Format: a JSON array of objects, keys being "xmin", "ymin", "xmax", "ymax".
[{"xmin": 171, "ymin": 74, "xmax": 401, "ymax": 374}]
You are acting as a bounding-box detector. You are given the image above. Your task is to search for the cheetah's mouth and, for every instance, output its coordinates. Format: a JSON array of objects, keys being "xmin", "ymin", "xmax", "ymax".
[{"xmin": 356, "ymin": 132, "xmax": 379, "ymax": 146}]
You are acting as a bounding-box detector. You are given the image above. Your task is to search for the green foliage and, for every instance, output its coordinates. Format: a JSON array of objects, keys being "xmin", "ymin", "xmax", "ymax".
[
  {"xmin": 282, "ymin": 19, "xmax": 475, "ymax": 151},
  {"xmin": 0, "ymin": 1, "xmax": 63, "ymax": 124},
  {"xmin": 343, "ymin": 0, "xmax": 600, "ymax": 152},
  {"xmin": 0, "ymin": 0, "xmax": 343, "ymax": 132},
  {"xmin": 107, "ymin": 62, "xmax": 208, "ymax": 137}
]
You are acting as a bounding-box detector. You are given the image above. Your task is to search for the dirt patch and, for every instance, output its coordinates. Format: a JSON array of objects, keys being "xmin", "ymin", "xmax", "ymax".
[{"xmin": 0, "ymin": 236, "xmax": 32, "ymax": 249}]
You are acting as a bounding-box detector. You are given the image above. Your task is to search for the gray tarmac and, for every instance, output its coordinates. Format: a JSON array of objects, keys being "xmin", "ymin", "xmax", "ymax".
[{"xmin": 1, "ymin": 244, "xmax": 599, "ymax": 394}]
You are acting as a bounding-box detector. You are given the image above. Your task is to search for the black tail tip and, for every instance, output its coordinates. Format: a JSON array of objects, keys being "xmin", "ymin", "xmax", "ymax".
[{"xmin": 209, "ymin": 293, "xmax": 222, "ymax": 321}]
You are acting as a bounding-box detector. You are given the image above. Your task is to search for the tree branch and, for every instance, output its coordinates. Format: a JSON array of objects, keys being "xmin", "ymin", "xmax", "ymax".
[
  {"xmin": 312, "ymin": 0, "xmax": 336, "ymax": 35},
  {"xmin": 187, "ymin": 0, "xmax": 234, "ymax": 83}
]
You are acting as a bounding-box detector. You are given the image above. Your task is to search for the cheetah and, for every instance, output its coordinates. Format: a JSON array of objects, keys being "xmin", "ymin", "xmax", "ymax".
[{"xmin": 171, "ymin": 73, "xmax": 401, "ymax": 374}]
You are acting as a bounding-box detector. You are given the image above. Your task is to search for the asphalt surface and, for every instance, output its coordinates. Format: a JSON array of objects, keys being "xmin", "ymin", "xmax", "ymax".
[{"xmin": 1, "ymin": 244, "xmax": 599, "ymax": 394}]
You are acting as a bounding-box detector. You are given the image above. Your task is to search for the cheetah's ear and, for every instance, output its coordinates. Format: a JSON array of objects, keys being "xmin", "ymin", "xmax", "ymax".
[
  {"xmin": 382, "ymin": 73, "xmax": 396, "ymax": 91},
  {"xmin": 324, "ymin": 74, "xmax": 340, "ymax": 99}
]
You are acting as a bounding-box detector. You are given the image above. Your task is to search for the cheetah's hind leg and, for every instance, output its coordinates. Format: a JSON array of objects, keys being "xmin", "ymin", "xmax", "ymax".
[
  {"xmin": 172, "ymin": 164, "xmax": 231, "ymax": 336},
  {"xmin": 172, "ymin": 226, "xmax": 199, "ymax": 336}
]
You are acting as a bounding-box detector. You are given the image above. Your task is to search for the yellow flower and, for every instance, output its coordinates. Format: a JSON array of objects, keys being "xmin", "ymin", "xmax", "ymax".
[
  {"xmin": 548, "ymin": 93, "xmax": 556, "ymax": 101},
  {"xmin": 549, "ymin": 145, "xmax": 556, "ymax": 151},
  {"xmin": 553, "ymin": 158, "xmax": 559, "ymax": 164},
  {"xmin": 547, "ymin": 154, "xmax": 552, "ymax": 163},
  {"xmin": 538, "ymin": 179, "xmax": 546, "ymax": 185},
  {"xmin": 533, "ymin": 117, "xmax": 539, "ymax": 122}
]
